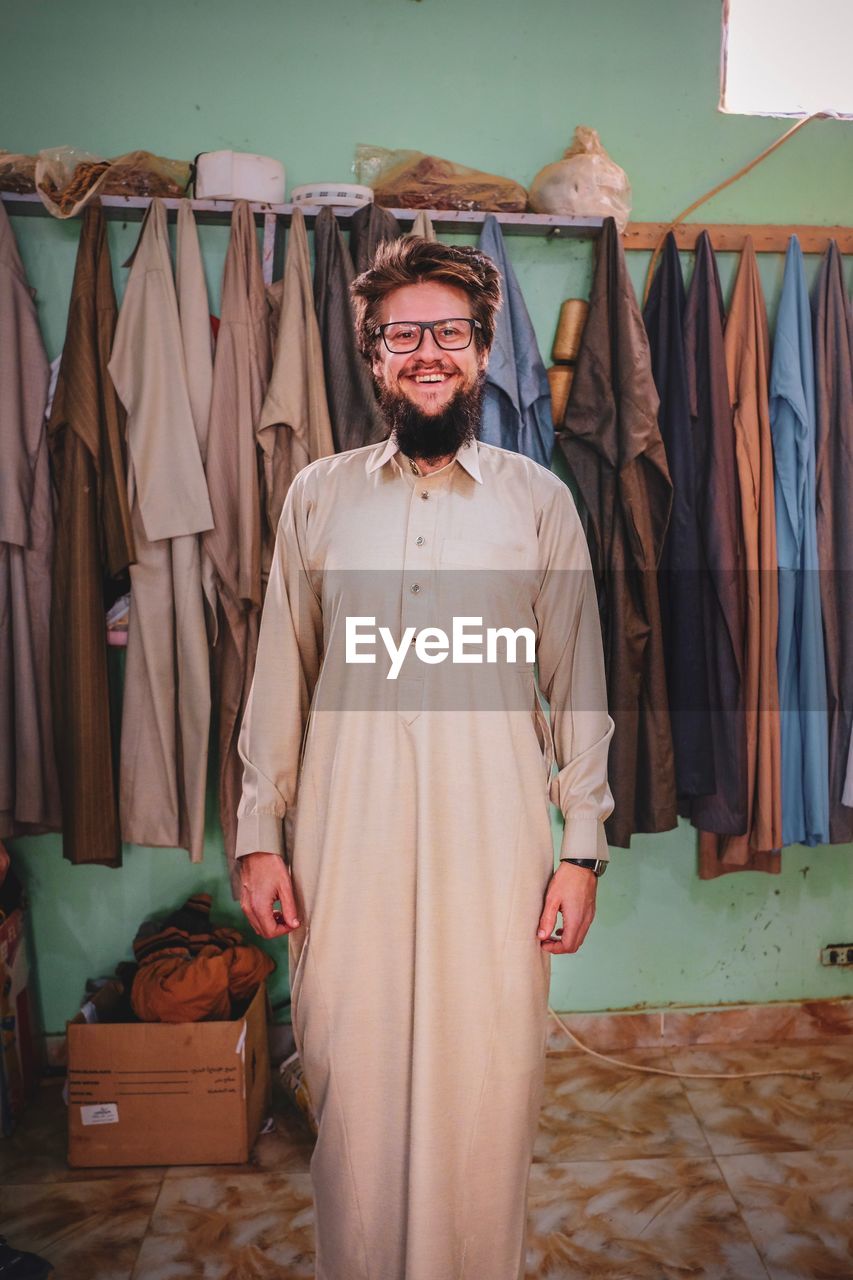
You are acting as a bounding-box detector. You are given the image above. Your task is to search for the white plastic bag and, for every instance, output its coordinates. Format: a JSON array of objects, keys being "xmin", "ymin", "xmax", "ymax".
[{"xmin": 529, "ymin": 127, "xmax": 631, "ymax": 232}]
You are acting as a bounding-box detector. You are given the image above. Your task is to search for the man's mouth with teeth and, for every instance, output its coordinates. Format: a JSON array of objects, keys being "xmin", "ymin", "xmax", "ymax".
[{"xmin": 413, "ymin": 373, "xmax": 451, "ymax": 383}]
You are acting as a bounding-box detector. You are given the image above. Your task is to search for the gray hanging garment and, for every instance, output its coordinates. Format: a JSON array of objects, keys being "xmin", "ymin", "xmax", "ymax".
[
  {"xmin": 559, "ymin": 218, "xmax": 676, "ymax": 848},
  {"xmin": 813, "ymin": 242, "xmax": 853, "ymax": 844},
  {"xmin": 313, "ymin": 206, "xmax": 388, "ymax": 453},
  {"xmin": 643, "ymin": 232, "xmax": 715, "ymax": 806},
  {"xmin": 349, "ymin": 202, "xmax": 401, "ymax": 274},
  {"xmin": 682, "ymin": 232, "xmax": 747, "ymax": 840}
]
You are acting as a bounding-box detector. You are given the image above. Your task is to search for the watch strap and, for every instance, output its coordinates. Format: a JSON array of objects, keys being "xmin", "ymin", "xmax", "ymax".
[{"xmin": 560, "ymin": 857, "xmax": 607, "ymax": 878}]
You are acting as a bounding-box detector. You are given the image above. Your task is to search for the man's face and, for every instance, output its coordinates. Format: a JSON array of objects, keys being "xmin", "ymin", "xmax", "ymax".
[{"xmin": 372, "ymin": 281, "xmax": 487, "ymax": 416}]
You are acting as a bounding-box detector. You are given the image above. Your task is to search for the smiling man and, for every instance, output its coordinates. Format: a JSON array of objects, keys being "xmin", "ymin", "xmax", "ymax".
[{"xmin": 235, "ymin": 238, "xmax": 614, "ymax": 1280}]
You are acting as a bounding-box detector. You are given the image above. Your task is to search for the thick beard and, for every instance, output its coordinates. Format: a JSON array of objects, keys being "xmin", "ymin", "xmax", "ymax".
[{"xmin": 378, "ymin": 371, "xmax": 485, "ymax": 464}]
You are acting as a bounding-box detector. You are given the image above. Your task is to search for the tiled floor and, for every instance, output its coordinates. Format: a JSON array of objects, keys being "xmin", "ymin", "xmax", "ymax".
[{"xmin": 1, "ymin": 1037, "xmax": 850, "ymax": 1278}]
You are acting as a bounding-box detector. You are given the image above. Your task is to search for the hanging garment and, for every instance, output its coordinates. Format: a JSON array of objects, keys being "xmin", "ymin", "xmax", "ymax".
[
  {"xmin": 0, "ymin": 202, "xmax": 61, "ymax": 838},
  {"xmin": 559, "ymin": 217, "xmax": 675, "ymax": 848},
  {"xmin": 348, "ymin": 201, "xmax": 401, "ymax": 274},
  {"xmin": 257, "ymin": 207, "xmax": 334, "ymax": 574},
  {"xmin": 108, "ymin": 199, "xmax": 213, "ymax": 862},
  {"xmin": 176, "ymin": 201, "xmax": 217, "ymax": 628},
  {"xmin": 770, "ymin": 236, "xmax": 829, "ymax": 848},
  {"xmin": 408, "ymin": 210, "xmax": 437, "ymax": 241},
  {"xmin": 681, "ymin": 231, "xmax": 747, "ymax": 840},
  {"xmin": 477, "ymin": 215, "xmax": 554, "ymax": 468},
  {"xmin": 176, "ymin": 202, "xmax": 213, "ymax": 463},
  {"xmin": 236, "ymin": 436, "xmax": 613, "ymax": 1280},
  {"xmin": 313, "ymin": 206, "xmax": 388, "ymax": 452},
  {"xmin": 643, "ymin": 232, "xmax": 715, "ymax": 806},
  {"xmin": 698, "ymin": 238, "xmax": 782, "ymax": 876},
  {"xmin": 202, "ymin": 201, "xmax": 271, "ymax": 877},
  {"xmin": 47, "ymin": 202, "xmax": 135, "ymax": 867},
  {"xmin": 813, "ymin": 241, "xmax": 853, "ymax": 844}
]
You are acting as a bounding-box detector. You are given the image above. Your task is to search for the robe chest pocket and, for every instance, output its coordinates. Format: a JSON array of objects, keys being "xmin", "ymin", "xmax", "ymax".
[{"xmin": 440, "ymin": 537, "xmax": 529, "ymax": 570}]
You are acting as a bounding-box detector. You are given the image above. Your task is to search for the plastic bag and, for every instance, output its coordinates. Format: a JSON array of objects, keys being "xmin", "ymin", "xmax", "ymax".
[
  {"xmin": 35, "ymin": 147, "xmax": 191, "ymax": 219},
  {"xmin": 355, "ymin": 144, "xmax": 527, "ymax": 213},
  {"xmin": 0, "ymin": 152, "xmax": 37, "ymax": 194},
  {"xmin": 529, "ymin": 127, "xmax": 631, "ymax": 232}
]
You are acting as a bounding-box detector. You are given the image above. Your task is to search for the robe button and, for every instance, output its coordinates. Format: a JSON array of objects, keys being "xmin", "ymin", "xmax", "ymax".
[
  {"xmin": 410, "ymin": 583, "xmax": 421, "ymax": 594},
  {"xmin": 416, "ymin": 536, "xmax": 425, "ymax": 546},
  {"xmin": 420, "ymin": 490, "xmax": 429, "ymax": 500}
]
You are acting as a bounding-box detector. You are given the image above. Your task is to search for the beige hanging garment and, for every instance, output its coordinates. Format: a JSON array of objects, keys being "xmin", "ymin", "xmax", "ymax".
[
  {"xmin": 0, "ymin": 201, "xmax": 61, "ymax": 837},
  {"xmin": 257, "ymin": 207, "xmax": 334, "ymax": 574},
  {"xmin": 699, "ymin": 239, "xmax": 782, "ymax": 876},
  {"xmin": 109, "ymin": 198, "xmax": 213, "ymax": 861},
  {"xmin": 176, "ymin": 201, "xmax": 213, "ymax": 461},
  {"xmin": 407, "ymin": 210, "xmax": 437, "ymax": 241},
  {"xmin": 202, "ymin": 201, "xmax": 271, "ymax": 876},
  {"xmin": 176, "ymin": 200, "xmax": 217, "ymax": 629}
]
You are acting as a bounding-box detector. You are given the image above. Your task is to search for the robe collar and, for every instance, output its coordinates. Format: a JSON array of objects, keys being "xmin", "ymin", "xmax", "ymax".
[{"xmin": 367, "ymin": 433, "xmax": 483, "ymax": 483}]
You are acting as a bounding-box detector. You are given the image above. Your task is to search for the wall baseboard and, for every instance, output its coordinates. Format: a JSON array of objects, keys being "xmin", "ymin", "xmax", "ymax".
[{"xmin": 546, "ymin": 996, "xmax": 853, "ymax": 1052}]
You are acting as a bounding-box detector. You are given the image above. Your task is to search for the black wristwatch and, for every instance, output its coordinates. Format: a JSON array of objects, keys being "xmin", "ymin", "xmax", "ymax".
[{"xmin": 560, "ymin": 857, "xmax": 608, "ymax": 878}]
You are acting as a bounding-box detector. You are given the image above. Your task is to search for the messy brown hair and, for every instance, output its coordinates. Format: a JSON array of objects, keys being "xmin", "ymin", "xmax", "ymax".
[{"xmin": 351, "ymin": 237, "xmax": 502, "ymax": 360}]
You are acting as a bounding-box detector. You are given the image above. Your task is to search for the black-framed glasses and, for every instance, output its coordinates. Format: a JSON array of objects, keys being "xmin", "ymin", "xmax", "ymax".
[{"xmin": 374, "ymin": 317, "xmax": 482, "ymax": 354}]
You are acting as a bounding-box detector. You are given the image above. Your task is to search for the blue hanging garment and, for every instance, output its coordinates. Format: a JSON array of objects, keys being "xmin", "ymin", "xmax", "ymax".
[
  {"xmin": 477, "ymin": 215, "xmax": 554, "ymax": 468},
  {"xmin": 769, "ymin": 237, "xmax": 829, "ymax": 847}
]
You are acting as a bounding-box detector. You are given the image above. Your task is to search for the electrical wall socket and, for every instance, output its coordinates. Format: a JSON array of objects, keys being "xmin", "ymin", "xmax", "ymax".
[{"xmin": 820, "ymin": 944, "xmax": 853, "ymax": 967}]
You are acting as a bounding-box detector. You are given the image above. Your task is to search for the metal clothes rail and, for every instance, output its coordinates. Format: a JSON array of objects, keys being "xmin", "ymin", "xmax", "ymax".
[
  {"xmin": 3, "ymin": 192, "xmax": 851, "ymax": 289},
  {"xmin": 0, "ymin": 193, "xmax": 605, "ymax": 285}
]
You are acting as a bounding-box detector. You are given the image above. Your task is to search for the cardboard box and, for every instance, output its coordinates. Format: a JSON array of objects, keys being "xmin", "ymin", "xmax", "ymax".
[
  {"xmin": 67, "ymin": 983, "xmax": 271, "ymax": 1167},
  {"xmin": 0, "ymin": 907, "xmax": 38, "ymax": 1136}
]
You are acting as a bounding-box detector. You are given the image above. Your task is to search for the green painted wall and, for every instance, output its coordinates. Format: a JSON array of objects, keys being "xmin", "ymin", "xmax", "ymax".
[{"xmin": 3, "ymin": 0, "xmax": 853, "ymax": 1032}]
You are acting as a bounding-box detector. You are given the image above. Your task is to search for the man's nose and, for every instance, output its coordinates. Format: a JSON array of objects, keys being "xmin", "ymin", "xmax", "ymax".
[{"xmin": 417, "ymin": 327, "xmax": 444, "ymax": 358}]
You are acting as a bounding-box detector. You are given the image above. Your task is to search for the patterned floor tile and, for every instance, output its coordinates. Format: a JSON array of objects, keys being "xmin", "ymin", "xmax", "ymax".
[
  {"xmin": 525, "ymin": 1158, "xmax": 769, "ymax": 1279},
  {"xmin": 716, "ymin": 1148, "xmax": 853, "ymax": 1280},
  {"xmin": 131, "ymin": 1172, "xmax": 315, "ymax": 1279},
  {"xmin": 0, "ymin": 1178, "xmax": 161, "ymax": 1280},
  {"xmin": 534, "ymin": 1046, "xmax": 712, "ymax": 1163},
  {"xmin": 667, "ymin": 1041, "xmax": 853, "ymax": 1155}
]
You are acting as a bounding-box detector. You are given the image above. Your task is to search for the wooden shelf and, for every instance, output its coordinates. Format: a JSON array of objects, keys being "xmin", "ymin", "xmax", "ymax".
[{"xmin": 624, "ymin": 221, "xmax": 853, "ymax": 254}]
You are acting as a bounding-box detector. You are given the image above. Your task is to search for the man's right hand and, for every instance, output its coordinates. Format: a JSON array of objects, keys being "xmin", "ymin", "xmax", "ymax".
[{"xmin": 239, "ymin": 851, "xmax": 301, "ymax": 939}]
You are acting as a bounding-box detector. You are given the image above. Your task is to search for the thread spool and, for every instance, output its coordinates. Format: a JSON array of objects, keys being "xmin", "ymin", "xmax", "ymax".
[
  {"xmin": 552, "ymin": 299, "xmax": 588, "ymax": 363},
  {"xmin": 547, "ymin": 365, "xmax": 574, "ymax": 426}
]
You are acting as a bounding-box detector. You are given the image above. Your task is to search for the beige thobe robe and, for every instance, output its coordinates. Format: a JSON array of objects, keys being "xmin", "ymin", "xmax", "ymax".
[
  {"xmin": 0, "ymin": 202, "xmax": 61, "ymax": 837},
  {"xmin": 236, "ymin": 437, "xmax": 613, "ymax": 1280},
  {"xmin": 257, "ymin": 207, "xmax": 334, "ymax": 576},
  {"xmin": 202, "ymin": 201, "xmax": 271, "ymax": 875},
  {"xmin": 109, "ymin": 199, "xmax": 213, "ymax": 860},
  {"xmin": 699, "ymin": 239, "xmax": 782, "ymax": 876}
]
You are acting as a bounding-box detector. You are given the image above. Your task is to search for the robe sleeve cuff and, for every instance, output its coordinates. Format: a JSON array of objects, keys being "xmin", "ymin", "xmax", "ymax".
[
  {"xmin": 235, "ymin": 811, "xmax": 286, "ymax": 859},
  {"xmin": 559, "ymin": 817, "xmax": 609, "ymax": 862}
]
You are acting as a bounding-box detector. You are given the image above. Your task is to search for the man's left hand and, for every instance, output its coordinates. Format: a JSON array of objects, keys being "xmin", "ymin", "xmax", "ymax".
[{"xmin": 537, "ymin": 862, "xmax": 597, "ymax": 954}]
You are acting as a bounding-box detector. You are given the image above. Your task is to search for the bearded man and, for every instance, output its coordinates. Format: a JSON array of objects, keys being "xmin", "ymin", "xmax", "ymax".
[{"xmin": 235, "ymin": 237, "xmax": 613, "ymax": 1280}]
